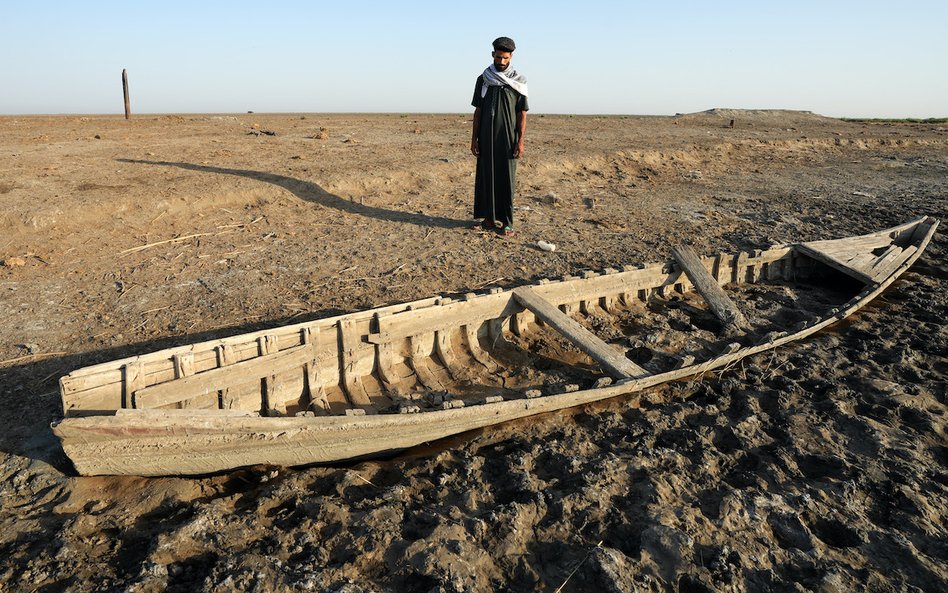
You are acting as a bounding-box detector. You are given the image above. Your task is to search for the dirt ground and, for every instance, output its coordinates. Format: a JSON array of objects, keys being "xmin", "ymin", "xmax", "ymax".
[{"xmin": 0, "ymin": 110, "xmax": 945, "ymax": 592}]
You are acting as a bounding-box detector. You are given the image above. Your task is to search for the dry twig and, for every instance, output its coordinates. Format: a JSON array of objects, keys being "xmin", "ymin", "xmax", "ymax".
[
  {"xmin": 352, "ymin": 473, "xmax": 376, "ymax": 487},
  {"xmin": 474, "ymin": 276, "xmax": 506, "ymax": 289},
  {"xmin": 0, "ymin": 352, "xmax": 66, "ymax": 367},
  {"xmin": 120, "ymin": 233, "xmax": 214, "ymax": 255}
]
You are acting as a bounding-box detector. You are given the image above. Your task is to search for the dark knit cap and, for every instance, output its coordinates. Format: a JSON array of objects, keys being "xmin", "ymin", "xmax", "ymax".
[{"xmin": 492, "ymin": 36, "xmax": 516, "ymax": 52}]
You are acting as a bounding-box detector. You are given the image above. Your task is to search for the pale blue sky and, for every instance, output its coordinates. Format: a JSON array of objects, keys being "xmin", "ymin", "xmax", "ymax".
[{"xmin": 2, "ymin": 1, "xmax": 945, "ymax": 117}]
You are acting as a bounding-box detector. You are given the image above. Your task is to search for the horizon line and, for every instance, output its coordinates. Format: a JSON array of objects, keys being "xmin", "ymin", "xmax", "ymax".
[{"xmin": 1, "ymin": 110, "xmax": 945, "ymax": 120}]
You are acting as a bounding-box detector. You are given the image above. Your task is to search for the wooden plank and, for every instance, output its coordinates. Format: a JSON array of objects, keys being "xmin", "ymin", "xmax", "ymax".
[
  {"xmin": 733, "ymin": 252, "xmax": 748, "ymax": 283},
  {"xmin": 750, "ymin": 250, "xmax": 764, "ymax": 282},
  {"xmin": 134, "ymin": 345, "xmax": 310, "ymax": 409},
  {"xmin": 712, "ymin": 253, "xmax": 726, "ymax": 284},
  {"xmin": 844, "ymin": 252, "xmax": 876, "ymax": 274},
  {"xmin": 259, "ymin": 335, "xmax": 279, "ymax": 356},
  {"xmin": 302, "ymin": 326, "xmax": 331, "ymax": 414},
  {"xmin": 61, "ymin": 370, "xmax": 124, "ymax": 398},
  {"xmin": 259, "ymin": 335, "xmax": 284, "ymax": 415},
  {"xmin": 263, "ymin": 375, "xmax": 280, "ymax": 415},
  {"xmin": 671, "ymin": 245, "xmax": 751, "ymax": 331},
  {"xmin": 803, "ymin": 233, "xmax": 896, "ymax": 255},
  {"xmin": 870, "ymin": 245, "xmax": 917, "ymax": 282},
  {"xmin": 796, "ymin": 243, "xmax": 875, "ymax": 284},
  {"xmin": 173, "ymin": 353, "xmax": 194, "ymax": 379},
  {"xmin": 512, "ymin": 288, "xmax": 647, "ymax": 380},
  {"xmin": 216, "ymin": 343, "xmax": 238, "ymax": 409},
  {"xmin": 366, "ymin": 291, "xmax": 517, "ymax": 344},
  {"xmin": 61, "ymin": 293, "xmax": 445, "ymax": 387},
  {"xmin": 579, "ymin": 271, "xmax": 600, "ymax": 314},
  {"xmin": 123, "ymin": 362, "xmax": 145, "ymax": 409},
  {"xmin": 907, "ymin": 219, "xmax": 933, "ymax": 245},
  {"xmin": 338, "ymin": 319, "xmax": 373, "ymax": 407},
  {"xmin": 114, "ymin": 408, "xmax": 259, "ymax": 418},
  {"xmin": 533, "ymin": 265, "xmax": 671, "ymax": 311},
  {"xmin": 867, "ymin": 245, "xmax": 901, "ymax": 272},
  {"xmin": 172, "ymin": 353, "xmax": 195, "ymax": 409},
  {"xmin": 674, "ymin": 355, "xmax": 695, "ymax": 370}
]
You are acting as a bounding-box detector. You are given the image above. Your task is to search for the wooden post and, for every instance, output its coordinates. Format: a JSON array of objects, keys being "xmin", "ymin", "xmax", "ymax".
[{"xmin": 122, "ymin": 69, "xmax": 131, "ymax": 120}]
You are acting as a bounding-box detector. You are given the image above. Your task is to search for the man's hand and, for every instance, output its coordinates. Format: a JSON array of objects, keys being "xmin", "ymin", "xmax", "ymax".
[
  {"xmin": 513, "ymin": 110, "xmax": 527, "ymax": 159},
  {"xmin": 471, "ymin": 107, "xmax": 481, "ymax": 156}
]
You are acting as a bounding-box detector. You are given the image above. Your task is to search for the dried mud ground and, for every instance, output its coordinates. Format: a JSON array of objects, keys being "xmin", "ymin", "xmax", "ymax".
[{"xmin": 0, "ymin": 110, "xmax": 946, "ymax": 592}]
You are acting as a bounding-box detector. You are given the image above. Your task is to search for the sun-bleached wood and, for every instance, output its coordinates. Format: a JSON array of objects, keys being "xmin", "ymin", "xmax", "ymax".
[
  {"xmin": 511, "ymin": 287, "xmax": 648, "ymax": 380},
  {"xmin": 796, "ymin": 243, "xmax": 876, "ymax": 284},
  {"xmin": 671, "ymin": 244, "xmax": 751, "ymax": 331},
  {"xmin": 134, "ymin": 344, "xmax": 311, "ymax": 409},
  {"xmin": 52, "ymin": 216, "xmax": 938, "ymax": 475}
]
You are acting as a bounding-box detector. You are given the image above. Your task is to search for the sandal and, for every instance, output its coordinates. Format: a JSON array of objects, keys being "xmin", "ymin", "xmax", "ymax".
[
  {"xmin": 502, "ymin": 225, "xmax": 514, "ymax": 236},
  {"xmin": 472, "ymin": 220, "xmax": 491, "ymax": 231}
]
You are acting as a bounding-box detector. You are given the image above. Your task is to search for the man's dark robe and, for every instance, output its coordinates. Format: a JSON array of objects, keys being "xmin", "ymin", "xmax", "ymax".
[{"xmin": 472, "ymin": 76, "xmax": 529, "ymax": 227}]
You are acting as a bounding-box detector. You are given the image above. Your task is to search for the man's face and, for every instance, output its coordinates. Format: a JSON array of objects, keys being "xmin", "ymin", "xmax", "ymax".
[{"xmin": 492, "ymin": 50, "xmax": 512, "ymax": 71}]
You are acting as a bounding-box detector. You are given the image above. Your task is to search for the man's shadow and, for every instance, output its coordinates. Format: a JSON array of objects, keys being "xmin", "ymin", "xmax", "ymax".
[{"xmin": 118, "ymin": 159, "xmax": 466, "ymax": 230}]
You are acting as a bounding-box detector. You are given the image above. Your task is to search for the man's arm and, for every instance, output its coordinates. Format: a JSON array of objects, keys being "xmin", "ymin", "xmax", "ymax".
[
  {"xmin": 471, "ymin": 107, "xmax": 481, "ymax": 156},
  {"xmin": 512, "ymin": 110, "xmax": 527, "ymax": 158}
]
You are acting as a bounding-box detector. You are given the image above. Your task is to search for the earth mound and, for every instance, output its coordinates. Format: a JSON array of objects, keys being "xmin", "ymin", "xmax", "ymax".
[{"xmin": 675, "ymin": 108, "xmax": 839, "ymax": 127}]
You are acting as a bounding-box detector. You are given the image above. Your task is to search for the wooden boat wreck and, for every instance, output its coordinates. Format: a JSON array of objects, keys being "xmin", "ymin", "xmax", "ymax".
[{"xmin": 53, "ymin": 216, "xmax": 938, "ymax": 476}]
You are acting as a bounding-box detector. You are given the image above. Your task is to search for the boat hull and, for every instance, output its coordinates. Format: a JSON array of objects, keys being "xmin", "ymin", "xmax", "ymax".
[{"xmin": 53, "ymin": 217, "xmax": 939, "ymax": 475}]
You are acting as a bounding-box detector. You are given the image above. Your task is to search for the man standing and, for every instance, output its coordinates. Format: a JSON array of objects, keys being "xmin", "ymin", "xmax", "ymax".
[{"xmin": 471, "ymin": 36, "xmax": 529, "ymax": 236}]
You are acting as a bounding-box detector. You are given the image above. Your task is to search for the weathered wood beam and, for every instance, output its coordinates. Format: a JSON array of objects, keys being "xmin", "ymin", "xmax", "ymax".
[
  {"xmin": 134, "ymin": 345, "xmax": 310, "ymax": 409},
  {"xmin": 670, "ymin": 244, "xmax": 751, "ymax": 332},
  {"xmin": 512, "ymin": 288, "xmax": 647, "ymax": 380},
  {"xmin": 796, "ymin": 243, "xmax": 875, "ymax": 284},
  {"xmin": 870, "ymin": 245, "xmax": 917, "ymax": 282}
]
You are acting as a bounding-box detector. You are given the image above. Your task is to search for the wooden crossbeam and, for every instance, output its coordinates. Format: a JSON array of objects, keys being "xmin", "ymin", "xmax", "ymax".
[
  {"xmin": 796, "ymin": 243, "xmax": 875, "ymax": 284},
  {"xmin": 134, "ymin": 345, "xmax": 310, "ymax": 409},
  {"xmin": 671, "ymin": 245, "xmax": 751, "ymax": 331},
  {"xmin": 512, "ymin": 288, "xmax": 647, "ymax": 380}
]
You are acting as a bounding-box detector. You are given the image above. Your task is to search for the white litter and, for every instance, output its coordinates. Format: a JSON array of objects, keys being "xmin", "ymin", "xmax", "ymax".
[{"xmin": 537, "ymin": 241, "xmax": 556, "ymax": 252}]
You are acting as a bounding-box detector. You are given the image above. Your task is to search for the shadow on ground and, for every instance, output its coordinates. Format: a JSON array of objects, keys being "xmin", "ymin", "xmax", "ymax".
[{"xmin": 117, "ymin": 159, "xmax": 467, "ymax": 230}]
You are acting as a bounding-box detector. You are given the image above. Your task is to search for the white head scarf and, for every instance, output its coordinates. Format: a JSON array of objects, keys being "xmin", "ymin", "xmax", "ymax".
[{"xmin": 481, "ymin": 64, "xmax": 528, "ymax": 98}]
